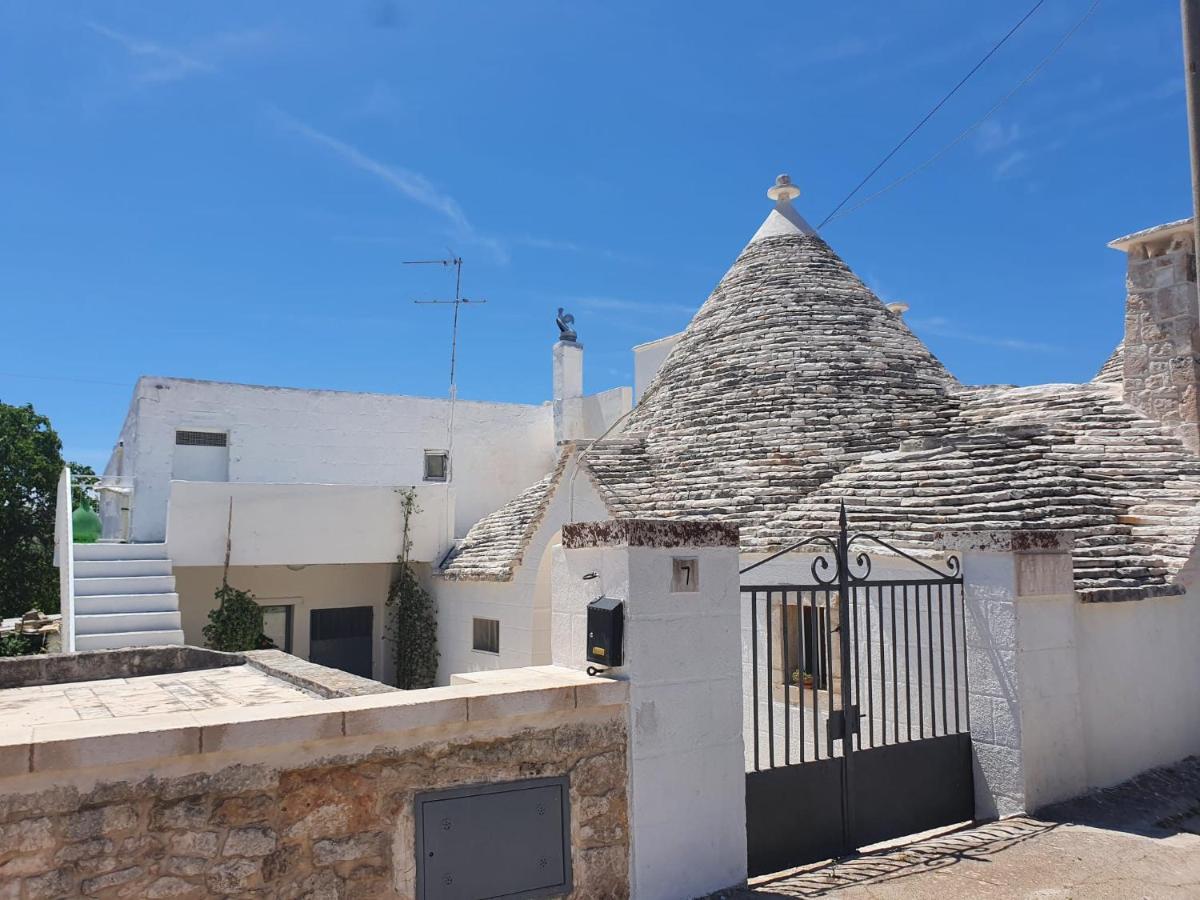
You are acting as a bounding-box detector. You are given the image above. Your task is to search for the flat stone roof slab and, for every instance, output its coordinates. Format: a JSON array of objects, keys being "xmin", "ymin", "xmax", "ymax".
[{"xmin": 0, "ymin": 664, "xmax": 316, "ymax": 729}]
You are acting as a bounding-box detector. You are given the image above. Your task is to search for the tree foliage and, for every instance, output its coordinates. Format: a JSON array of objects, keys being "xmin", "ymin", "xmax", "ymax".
[
  {"xmin": 203, "ymin": 583, "xmax": 264, "ymax": 652},
  {"xmin": 69, "ymin": 462, "xmax": 97, "ymax": 510},
  {"xmin": 0, "ymin": 401, "xmax": 65, "ymax": 618},
  {"xmin": 386, "ymin": 488, "xmax": 439, "ymax": 689}
]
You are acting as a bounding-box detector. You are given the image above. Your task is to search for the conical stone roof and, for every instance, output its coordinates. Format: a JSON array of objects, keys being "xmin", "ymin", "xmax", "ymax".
[
  {"xmin": 584, "ymin": 177, "xmax": 958, "ymax": 549},
  {"xmin": 444, "ymin": 175, "xmax": 1200, "ymax": 599}
]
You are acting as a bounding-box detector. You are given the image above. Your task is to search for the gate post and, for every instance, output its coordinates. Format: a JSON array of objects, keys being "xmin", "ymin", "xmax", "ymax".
[
  {"xmin": 944, "ymin": 530, "xmax": 1087, "ymax": 819},
  {"xmin": 553, "ymin": 519, "xmax": 747, "ymax": 900}
]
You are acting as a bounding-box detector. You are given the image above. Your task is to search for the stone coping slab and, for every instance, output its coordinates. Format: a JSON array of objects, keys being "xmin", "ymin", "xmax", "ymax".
[
  {"xmin": 0, "ymin": 666, "xmax": 627, "ymax": 779},
  {"xmin": 933, "ymin": 530, "xmax": 1077, "ymax": 554},
  {"xmin": 0, "ymin": 645, "xmax": 240, "ymax": 690},
  {"xmin": 563, "ymin": 518, "xmax": 740, "ymax": 549}
]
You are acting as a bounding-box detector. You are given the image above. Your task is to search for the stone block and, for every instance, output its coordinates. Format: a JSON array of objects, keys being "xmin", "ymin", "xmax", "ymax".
[
  {"xmin": 79, "ymin": 865, "xmax": 143, "ymax": 894},
  {"xmin": 23, "ymin": 868, "xmax": 75, "ymax": 900},
  {"xmin": 311, "ymin": 833, "xmax": 384, "ymax": 867},
  {"xmin": 574, "ymin": 677, "xmax": 628, "ymax": 709},
  {"xmin": 341, "ymin": 693, "xmax": 466, "ymax": 736},
  {"xmin": 0, "ymin": 816, "xmax": 54, "ymax": 854},
  {"xmin": 465, "ymin": 685, "xmax": 575, "ymax": 721},
  {"xmin": 166, "ymin": 830, "xmax": 220, "ymax": 859},
  {"xmin": 194, "ymin": 704, "xmax": 342, "ymax": 753},
  {"xmin": 0, "ymin": 728, "xmax": 30, "ymax": 779},
  {"xmin": 223, "ymin": 826, "xmax": 277, "ymax": 858},
  {"xmin": 31, "ymin": 716, "xmax": 200, "ymax": 773},
  {"xmin": 206, "ymin": 858, "xmax": 259, "ymax": 894}
]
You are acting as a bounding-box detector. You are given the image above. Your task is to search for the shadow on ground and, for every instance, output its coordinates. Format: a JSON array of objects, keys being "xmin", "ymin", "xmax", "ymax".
[{"xmin": 742, "ymin": 817, "xmax": 1055, "ymax": 898}]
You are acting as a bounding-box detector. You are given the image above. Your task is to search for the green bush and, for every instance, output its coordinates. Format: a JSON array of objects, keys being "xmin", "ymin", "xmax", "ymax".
[
  {"xmin": 203, "ymin": 584, "xmax": 264, "ymax": 652},
  {"xmin": 0, "ymin": 632, "xmax": 40, "ymax": 658}
]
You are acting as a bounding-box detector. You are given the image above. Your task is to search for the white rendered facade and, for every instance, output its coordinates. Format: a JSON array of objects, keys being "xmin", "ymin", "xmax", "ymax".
[{"xmin": 95, "ymin": 357, "xmax": 631, "ymax": 683}]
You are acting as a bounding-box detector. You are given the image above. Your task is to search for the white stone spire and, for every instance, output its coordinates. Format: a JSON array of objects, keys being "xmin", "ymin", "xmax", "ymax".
[{"xmin": 749, "ymin": 173, "xmax": 816, "ymax": 243}]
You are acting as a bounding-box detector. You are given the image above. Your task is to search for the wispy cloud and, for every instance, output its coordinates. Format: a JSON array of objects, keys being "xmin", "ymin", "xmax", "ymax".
[
  {"xmin": 274, "ymin": 111, "xmax": 469, "ymax": 229},
  {"xmin": 87, "ymin": 21, "xmax": 279, "ymax": 86},
  {"xmin": 908, "ymin": 315, "xmax": 1061, "ymax": 353},
  {"xmin": 270, "ymin": 110, "xmax": 510, "ymax": 262},
  {"xmin": 87, "ymin": 22, "xmax": 213, "ymax": 84}
]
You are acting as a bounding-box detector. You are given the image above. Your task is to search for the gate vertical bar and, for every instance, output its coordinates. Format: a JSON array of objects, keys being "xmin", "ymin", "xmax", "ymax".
[
  {"xmin": 836, "ymin": 503, "xmax": 855, "ymax": 850},
  {"xmin": 782, "ymin": 590, "xmax": 791, "ymax": 765},
  {"xmin": 868, "ymin": 580, "xmax": 878, "ymax": 748},
  {"xmin": 766, "ymin": 590, "xmax": 775, "ymax": 768},
  {"xmin": 751, "ymin": 590, "xmax": 759, "ymax": 771}
]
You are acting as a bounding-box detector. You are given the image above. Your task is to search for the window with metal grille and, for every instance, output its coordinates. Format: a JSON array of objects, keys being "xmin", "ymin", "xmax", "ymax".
[
  {"xmin": 472, "ymin": 617, "xmax": 499, "ymax": 654},
  {"xmin": 176, "ymin": 430, "xmax": 228, "ymax": 447},
  {"xmin": 424, "ymin": 450, "xmax": 449, "ymax": 481}
]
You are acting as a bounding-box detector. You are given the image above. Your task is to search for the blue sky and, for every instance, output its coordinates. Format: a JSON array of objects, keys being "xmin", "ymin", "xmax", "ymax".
[{"xmin": 0, "ymin": 1, "xmax": 1189, "ymax": 470}]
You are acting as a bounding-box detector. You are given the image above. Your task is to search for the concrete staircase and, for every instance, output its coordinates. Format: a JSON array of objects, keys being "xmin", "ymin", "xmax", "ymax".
[{"xmin": 72, "ymin": 543, "xmax": 185, "ymax": 650}]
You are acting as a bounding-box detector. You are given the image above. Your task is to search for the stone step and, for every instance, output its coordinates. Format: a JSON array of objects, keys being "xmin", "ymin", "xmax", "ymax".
[
  {"xmin": 74, "ymin": 558, "xmax": 173, "ymax": 578},
  {"xmin": 74, "ymin": 630, "xmax": 186, "ymax": 651},
  {"xmin": 73, "ymin": 542, "xmax": 169, "ymax": 562},
  {"xmin": 74, "ymin": 575, "xmax": 176, "ymax": 597},
  {"xmin": 75, "ymin": 610, "xmax": 183, "ymax": 636},
  {"xmin": 75, "ymin": 593, "xmax": 180, "ymax": 615}
]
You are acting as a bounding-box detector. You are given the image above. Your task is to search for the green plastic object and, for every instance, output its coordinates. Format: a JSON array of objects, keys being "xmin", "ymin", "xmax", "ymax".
[{"xmin": 72, "ymin": 503, "xmax": 102, "ymax": 543}]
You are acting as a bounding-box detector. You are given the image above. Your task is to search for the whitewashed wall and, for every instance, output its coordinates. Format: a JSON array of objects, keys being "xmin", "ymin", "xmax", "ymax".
[
  {"xmin": 433, "ymin": 460, "xmax": 609, "ymax": 684},
  {"xmin": 1074, "ymin": 589, "xmax": 1200, "ymax": 790},
  {"xmin": 107, "ymin": 377, "xmax": 557, "ymax": 543},
  {"xmin": 166, "ymin": 481, "xmax": 451, "ymax": 567}
]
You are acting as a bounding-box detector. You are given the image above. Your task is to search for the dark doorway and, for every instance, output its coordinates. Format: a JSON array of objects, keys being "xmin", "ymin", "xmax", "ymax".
[{"xmin": 309, "ymin": 606, "xmax": 374, "ymax": 679}]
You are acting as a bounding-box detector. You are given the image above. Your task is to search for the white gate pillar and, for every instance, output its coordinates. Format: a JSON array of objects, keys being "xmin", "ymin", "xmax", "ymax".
[
  {"xmin": 944, "ymin": 530, "xmax": 1086, "ymax": 819},
  {"xmin": 553, "ymin": 519, "xmax": 747, "ymax": 900}
]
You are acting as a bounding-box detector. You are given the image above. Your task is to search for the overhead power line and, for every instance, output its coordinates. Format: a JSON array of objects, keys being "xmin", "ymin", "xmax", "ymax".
[
  {"xmin": 824, "ymin": 0, "xmax": 1102, "ymax": 225},
  {"xmin": 818, "ymin": 0, "xmax": 1048, "ymax": 228}
]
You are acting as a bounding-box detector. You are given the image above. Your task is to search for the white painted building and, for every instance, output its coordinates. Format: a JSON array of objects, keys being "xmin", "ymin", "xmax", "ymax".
[{"xmin": 65, "ymin": 344, "xmax": 630, "ymax": 682}]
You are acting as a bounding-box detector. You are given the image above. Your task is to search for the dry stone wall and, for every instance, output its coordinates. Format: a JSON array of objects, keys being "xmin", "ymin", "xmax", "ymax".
[
  {"xmin": 0, "ymin": 708, "xmax": 628, "ymax": 898},
  {"xmin": 1121, "ymin": 232, "xmax": 1200, "ymax": 453}
]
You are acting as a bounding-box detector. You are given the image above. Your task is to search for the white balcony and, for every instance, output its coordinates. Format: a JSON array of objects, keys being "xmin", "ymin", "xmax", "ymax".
[{"xmin": 165, "ymin": 481, "xmax": 453, "ymax": 568}]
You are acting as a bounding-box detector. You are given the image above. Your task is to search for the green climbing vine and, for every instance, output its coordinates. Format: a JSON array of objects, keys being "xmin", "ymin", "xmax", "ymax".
[
  {"xmin": 202, "ymin": 500, "xmax": 264, "ymax": 653},
  {"xmin": 386, "ymin": 488, "xmax": 439, "ymax": 689}
]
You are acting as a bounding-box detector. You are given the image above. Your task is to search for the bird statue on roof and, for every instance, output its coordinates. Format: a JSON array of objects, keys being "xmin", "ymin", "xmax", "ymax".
[{"xmin": 556, "ymin": 307, "xmax": 578, "ymax": 343}]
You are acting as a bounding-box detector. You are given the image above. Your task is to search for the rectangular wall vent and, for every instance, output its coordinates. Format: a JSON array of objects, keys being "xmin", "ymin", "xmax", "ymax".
[
  {"xmin": 416, "ymin": 776, "xmax": 571, "ymax": 900},
  {"xmin": 175, "ymin": 430, "xmax": 228, "ymax": 447}
]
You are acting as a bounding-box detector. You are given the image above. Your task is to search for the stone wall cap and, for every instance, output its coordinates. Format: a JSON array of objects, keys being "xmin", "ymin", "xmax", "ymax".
[
  {"xmin": 1109, "ymin": 217, "xmax": 1193, "ymax": 252},
  {"xmin": 934, "ymin": 529, "xmax": 1077, "ymax": 554},
  {"xmin": 563, "ymin": 518, "xmax": 740, "ymax": 549}
]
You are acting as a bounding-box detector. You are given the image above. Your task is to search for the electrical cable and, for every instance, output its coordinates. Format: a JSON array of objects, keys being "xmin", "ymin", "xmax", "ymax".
[
  {"xmin": 818, "ymin": 0, "xmax": 1049, "ymax": 228},
  {"xmin": 824, "ymin": 0, "xmax": 1102, "ymax": 225}
]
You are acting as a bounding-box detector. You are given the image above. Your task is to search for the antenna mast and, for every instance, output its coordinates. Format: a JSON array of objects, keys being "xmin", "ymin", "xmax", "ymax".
[{"xmin": 406, "ymin": 256, "xmax": 486, "ymax": 497}]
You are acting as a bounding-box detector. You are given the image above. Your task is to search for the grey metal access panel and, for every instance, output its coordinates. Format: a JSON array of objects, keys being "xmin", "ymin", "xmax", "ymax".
[{"xmin": 416, "ymin": 776, "xmax": 572, "ymax": 900}]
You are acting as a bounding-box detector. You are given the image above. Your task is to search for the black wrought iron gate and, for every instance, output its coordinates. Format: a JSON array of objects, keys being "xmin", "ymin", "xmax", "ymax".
[{"xmin": 742, "ymin": 506, "xmax": 973, "ymax": 876}]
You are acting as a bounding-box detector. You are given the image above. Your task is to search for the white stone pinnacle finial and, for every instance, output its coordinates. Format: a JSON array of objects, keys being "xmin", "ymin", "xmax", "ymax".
[{"xmin": 767, "ymin": 173, "xmax": 801, "ymax": 203}]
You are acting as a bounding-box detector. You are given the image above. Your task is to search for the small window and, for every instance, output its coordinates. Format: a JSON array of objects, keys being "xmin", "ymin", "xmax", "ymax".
[
  {"xmin": 259, "ymin": 604, "xmax": 294, "ymax": 653},
  {"xmin": 472, "ymin": 617, "xmax": 500, "ymax": 654},
  {"xmin": 424, "ymin": 450, "xmax": 449, "ymax": 481},
  {"xmin": 176, "ymin": 430, "xmax": 227, "ymax": 447}
]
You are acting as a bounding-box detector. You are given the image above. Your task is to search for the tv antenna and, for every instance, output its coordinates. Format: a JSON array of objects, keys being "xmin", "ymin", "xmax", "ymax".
[{"xmin": 406, "ymin": 255, "xmax": 487, "ymax": 488}]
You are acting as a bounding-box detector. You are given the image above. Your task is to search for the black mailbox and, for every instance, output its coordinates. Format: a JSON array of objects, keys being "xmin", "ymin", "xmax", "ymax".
[{"xmin": 586, "ymin": 596, "xmax": 624, "ymax": 667}]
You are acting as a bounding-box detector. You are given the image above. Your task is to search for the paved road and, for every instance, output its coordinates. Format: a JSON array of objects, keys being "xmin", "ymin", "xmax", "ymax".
[{"xmin": 717, "ymin": 756, "xmax": 1200, "ymax": 899}]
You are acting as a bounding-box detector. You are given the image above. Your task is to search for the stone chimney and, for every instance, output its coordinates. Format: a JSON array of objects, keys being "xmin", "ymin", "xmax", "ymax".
[
  {"xmin": 552, "ymin": 338, "xmax": 584, "ymax": 444},
  {"xmin": 1109, "ymin": 218, "xmax": 1200, "ymax": 453}
]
